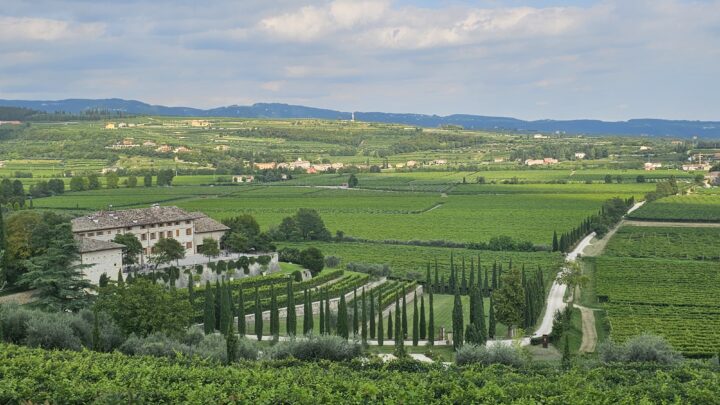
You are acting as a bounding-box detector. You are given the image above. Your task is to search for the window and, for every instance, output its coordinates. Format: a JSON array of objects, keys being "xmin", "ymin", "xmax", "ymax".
[
  {"xmin": 77, "ymin": 233, "xmax": 85, "ymax": 237},
  {"xmin": 175, "ymin": 229, "xmax": 180, "ymax": 237},
  {"xmin": 150, "ymin": 232, "xmax": 156, "ymax": 240},
  {"xmin": 107, "ymin": 231, "xmax": 111, "ymax": 235},
  {"xmin": 175, "ymin": 221, "xmax": 180, "ymax": 226},
  {"xmin": 141, "ymin": 234, "xmax": 147, "ymax": 241},
  {"xmin": 186, "ymin": 242, "xmax": 192, "ymax": 249},
  {"xmin": 185, "ymin": 220, "xmax": 191, "ymax": 224},
  {"xmin": 126, "ymin": 227, "xmax": 131, "ymax": 231},
  {"xmin": 186, "ymin": 228, "xmax": 192, "ymax": 235},
  {"xmin": 87, "ymin": 232, "xmax": 94, "ymax": 237},
  {"xmin": 167, "ymin": 231, "xmax": 173, "ymax": 238}
]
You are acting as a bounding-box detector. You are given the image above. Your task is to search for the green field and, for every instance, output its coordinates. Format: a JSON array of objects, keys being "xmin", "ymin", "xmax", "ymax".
[
  {"xmin": 604, "ymin": 225, "xmax": 720, "ymax": 261},
  {"xmin": 628, "ymin": 195, "xmax": 720, "ymax": 222},
  {"xmin": 594, "ymin": 256, "xmax": 720, "ymax": 356},
  {"xmin": 33, "ymin": 183, "xmax": 643, "ymax": 245}
]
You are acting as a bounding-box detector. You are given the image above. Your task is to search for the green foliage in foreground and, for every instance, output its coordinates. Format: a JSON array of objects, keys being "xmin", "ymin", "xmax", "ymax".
[{"xmin": 1, "ymin": 343, "xmax": 720, "ymax": 403}]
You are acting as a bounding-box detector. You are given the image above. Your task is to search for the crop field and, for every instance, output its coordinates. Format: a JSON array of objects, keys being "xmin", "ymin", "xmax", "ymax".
[
  {"xmin": 604, "ymin": 226, "xmax": 720, "ymax": 261},
  {"xmin": 31, "ymin": 183, "xmax": 640, "ymax": 244},
  {"xmin": 594, "ymin": 256, "xmax": 720, "ymax": 356},
  {"xmin": 279, "ymin": 242, "xmax": 563, "ymax": 284},
  {"xmin": 628, "ymin": 195, "xmax": 720, "ymax": 222}
]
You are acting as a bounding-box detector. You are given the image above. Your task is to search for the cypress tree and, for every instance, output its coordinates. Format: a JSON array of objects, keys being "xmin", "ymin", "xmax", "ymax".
[
  {"xmin": 552, "ymin": 230, "xmax": 559, "ymax": 252},
  {"xmin": 308, "ymin": 289, "xmax": 314, "ymax": 333},
  {"xmin": 377, "ymin": 293, "xmax": 384, "ymax": 346},
  {"xmin": 434, "ymin": 259, "xmax": 439, "ymax": 288},
  {"xmin": 401, "ymin": 289, "xmax": 408, "ymax": 338},
  {"xmin": 322, "ymin": 290, "xmax": 328, "ymax": 334},
  {"xmin": 203, "ymin": 281, "xmax": 215, "ymax": 334},
  {"xmin": 394, "ymin": 291, "xmax": 404, "ymax": 356},
  {"xmin": 270, "ymin": 284, "xmax": 279, "ymax": 341},
  {"xmin": 319, "ymin": 291, "xmax": 325, "ymax": 334},
  {"xmin": 478, "ymin": 290, "xmax": 487, "ymax": 344},
  {"xmin": 237, "ymin": 287, "xmax": 245, "ymax": 336},
  {"xmin": 338, "ymin": 293, "xmax": 349, "ymax": 339},
  {"xmin": 488, "ymin": 295, "xmax": 496, "ymax": 339},
  {"xmin": 361, "ymin": 287, "xmax": 367, "ymax": 345},
  {"xmin": 303, "ymin": 289, "xmax": 312, "ymax": 335},
  {"xmin": 215, "ymin": 280, "xmax": 222, "ymax": 329},
  {"xmin": 419, "ymin": 293, "xmax": 427, "ymax": 340},
  {"xmin": 187, "ymin": 274, "xmax": 194, "ymax": 305},
  {"xmin": 469, "ymin": 285, "xmax": 477, "ymax": 326},
  {"xmin": 117, "ymin": 269, "xmax": 124, "ymax": 289},
  {"xmin": 469, "ymin": 258, "xmax": 475, "ymax": 292},
  {"xmin": 369, "ymin": 288, "xmax": 376, "ymax": 339},
  {"xmin": 491, "ymin": 262, "xmax": 497, "ymax": 290},
  {"xmin": 387, "ymin": 310, "xmax": 393, "ymax": 340},
  {"xmin": 428, "ymin": 286, "xmax": 435, "ymax": 346},
  {"xmin": 0, "ymin": 208, "xmax": 5, "ymax": 252},
  {"xmin": 254, "ymin": 287, "xmax": 262, "ymax": 341},
  {"xmin": 412, "ymin": 290, "xmax": 419, "ymax": 346},
  {"xmin": 219, "ymin": 283, "xmax": 229, "ymax": 335},
  {"xmin": 461, "ymin": 257, "xmax": 467, "ymax": 294},
  {"xmin": 226, "ymin": 283, "xmax": 235, "ymax": 334},
  {"xmin": 483, "ymin": 268, "xmax": 489, "ymax": 296},
  {"xmin": 498, "ymin": 263, "xmax": 503, "ymax": 289},
  {"xmin": 226, "ymin": 322, "xmax": 237, "ymax": 364},
  {"xmin": 352, "ymin": 289, "xmax": 359, "ymax": 336},
  {"xmin": 286, "ymin": 279, "xmax": 296, "ymax": 337},
  {"xmin": 452, "ymin": 290, "xmax": 464, "ymax": 350},
  {"xmin": 426, "ymin": 262, "xmax": 431, "ymax": 289}
]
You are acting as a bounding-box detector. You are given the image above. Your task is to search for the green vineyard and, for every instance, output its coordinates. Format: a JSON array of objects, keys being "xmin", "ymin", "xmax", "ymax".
[{"xmin": 628, "ymin": 195, "xmax": 720, "ymax": 222}]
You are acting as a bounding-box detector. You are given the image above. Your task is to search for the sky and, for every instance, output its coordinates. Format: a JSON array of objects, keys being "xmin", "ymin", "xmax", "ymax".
[{"xmin": 0, "ymin": 0, "xmax": 718, "ymax": 121}]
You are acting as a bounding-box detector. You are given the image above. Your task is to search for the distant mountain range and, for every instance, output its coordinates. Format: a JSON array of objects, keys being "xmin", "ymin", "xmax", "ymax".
[{"xmin": 0, "ymin": 98, "xmax": 717, "ymax": 138}]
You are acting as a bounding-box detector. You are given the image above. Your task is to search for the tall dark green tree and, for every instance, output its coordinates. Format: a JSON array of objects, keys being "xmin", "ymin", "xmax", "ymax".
[
  {"xmin": 214, "ymin": 281, "xmax": 222, "ymax": 329},
  {"xmin": 219, "ymin": 283, "xmax": 230, "ymax": 335},
  {"xmin": 401, "ymin": 290, "xmax": 408, "ymax": 338},
  {"xmin": 488, "ymin": 295, "xmax": 496, "ymax": 339},
  {"xmin": 494, "ymin": 267, "xmax": 525, "ymax": 338},
  {"xmin": 412, "ymin": 290, "xmax": 419, "ymax": 346},
  {"xmin": 237, "ymin": 287, "xmax": 245, "ymax": 336},
  {"xmin": 377, "ymin": 297, "xmax": 384, "ymax": 346},
  {"xmin": 323, "ymin": 290, "xmax": 329, "ymax": 334},
  {"xmin": 552, "ymin": 230, "xmax": 559, "ymax": 252},
  {"xmin": 387, "ymin": 309, "xmax": 393, "ymax": 340},
  {"xmin": 203, "ymin": 281, "xmax": 215, "ymax": 334},
  {"xmin": 286, "ymin": 279, "xmax": 296, "ymax": 336},
  {"xmin": 394, "ymin": 291, "xmax": 404, "ymax": 356},
  {"xmin": 308, "ymin": 289, "xmax": 315, "ymax": 333},
  {"xmin": 270, "ymin": 284, "xmax": 279, "ymax": 341},
  {"xmin": 254, "ymin": 287, "xmax": 263, "ymax": 341},
  {"xmin": 92, "ymin": 309, "xmax": 101, "ymax": 352},
  {"xmin": 419, "ymin": 293, "xmax": 427, "ymax": 340},
  {"xmin": 428, "ymin": 286, "xmax": 435, "ymax": 346},
  {"xmin": 319, "ymin": 290, "xmax": 326, "ymax": 334},
  {"xmin": 369, "ymin": 288, "xmax": 376, "ymax": 340},
  {"xmin": 352, "ymin": 289, "xmax": 359, "ymax": 336},
  {"xmin": 303, "ymin": 289, "xmax": 312, "ymax": 335},
  {"xmin": 337, "ymin": 294, "xmax": 349, "ymax": 339},
  {"xmin": 562, "ymin": 334, "xmax": 572, "ymax": 369},
  {"xmin": 361, "ymin": 287, "xmax": 368, "ymax": 345},
  {"xmin": 452, "ymin": 290, "xmax": 464, "ymax": 350},
  {"xmin": 226, "ymin": 322, "xmax": 237, "ymax": 364},
  {"xmin": 187, "ymin": 274, "xmax": 194, "ymax": 306}
]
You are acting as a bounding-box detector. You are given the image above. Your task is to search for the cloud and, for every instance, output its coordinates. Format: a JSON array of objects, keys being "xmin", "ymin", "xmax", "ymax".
[{"xmin": 0, "ymin": 16, "xmax": 104, "ymax": 42}]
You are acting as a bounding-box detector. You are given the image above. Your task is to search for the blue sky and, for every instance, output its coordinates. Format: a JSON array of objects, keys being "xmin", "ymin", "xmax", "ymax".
[{"xmin": 0, "ymin": 0, "xmax": 718, "ymax": 121}]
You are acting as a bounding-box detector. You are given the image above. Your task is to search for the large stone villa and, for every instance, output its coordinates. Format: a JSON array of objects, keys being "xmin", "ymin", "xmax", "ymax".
[{"xmin": 72, "ymin": 205, "xmax": 229, "ymax": 284}]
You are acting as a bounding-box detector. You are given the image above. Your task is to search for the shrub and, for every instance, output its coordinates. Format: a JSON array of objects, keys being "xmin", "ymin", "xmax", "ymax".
[
  {"xmin": 455, "ymin": 344, "xmax": 527, "ymax": 367},
  {"xmin": 268, "ymin": 335, "xmax": 362, "ymax": 361},
  {"xmin": 120, "ymin": 333, "xmax": 191, "ymax": 358},
  {"xmin": 0, "ymin": 304, "xmax": 33, "ymax": 344},
  {"xmin": 25, "ymin": 312, "xmax": 82, "ymax": 351},
  {"xmin": 599, "ymin": 334, "xmax": 683, "ymax": 365},
  {"xmin": 182, "ymin": 325, "xmax": 206, "ymax": 346},
  {"xmin": 345, "ymin": 262, "xmax": 390, "ymax": 277},
  {"xmin": 279, "ymin": 247, "xmax": 301, "ymax": 263},
  {"xmin": 292, "ymin": 270, "xmax": 303, "ymax": 282},
  {"xmin": 195, "ymin": 333, "xmax": 227, "ymax": 363},
  {"xmin": 325, "ymin": 256, "xmax": 341, "ymax": 268}
]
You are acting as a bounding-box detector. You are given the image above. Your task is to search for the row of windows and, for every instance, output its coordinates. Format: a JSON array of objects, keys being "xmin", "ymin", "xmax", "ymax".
[{"xmin": 78, "ymin": 228, "xmax": 193, "ymax": 239}]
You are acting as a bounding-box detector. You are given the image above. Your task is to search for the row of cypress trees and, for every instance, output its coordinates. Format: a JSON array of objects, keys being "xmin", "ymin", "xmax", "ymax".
[
  {"xmin": 552, "ymin": 196, "xmax": 635, "ymax": 252},
  {"xmin": 427, "ymin": 255, "xmax": 521, "ymax": 298}
]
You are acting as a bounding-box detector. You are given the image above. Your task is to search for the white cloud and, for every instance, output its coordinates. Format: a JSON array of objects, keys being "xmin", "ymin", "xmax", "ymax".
[{"xmin": 0, "ymin": 16, "xmax": 104, "ymax": 42}]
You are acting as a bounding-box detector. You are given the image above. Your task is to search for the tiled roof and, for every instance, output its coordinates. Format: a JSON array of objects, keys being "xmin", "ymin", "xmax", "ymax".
[
  {"xmin": 71, "ymin": 206, "xmax": 204, "ymax": 232},
  {"xmin": 76, "ymin": 237, "xmax": 125, "ymax": 253},
  {"xmin": 193, "ymin": 214, "xmax": 230, "ymax": 233}
]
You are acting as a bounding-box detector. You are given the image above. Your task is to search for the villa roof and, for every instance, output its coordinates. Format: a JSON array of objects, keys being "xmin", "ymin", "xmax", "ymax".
[
  {"xmin": 71, "ymin": 206, "xmax": 204, "ymax": 232},
  {"xmin": 193, "ymin": 215, "xmax": 230, "ymax": 233}
]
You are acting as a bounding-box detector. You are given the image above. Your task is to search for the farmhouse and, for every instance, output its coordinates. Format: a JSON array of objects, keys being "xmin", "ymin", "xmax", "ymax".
[
  {"xmin": 72, "ymin": 206, "xmax": 229, "ymax": 265},
  {"xmin": 644, "ymin": 162, "xmax": 662, "ymax": 171},
  {"xmin": 232, "ymin": 175, "xmax": 254, "ymax": 183},
  {"xmin": 574, "ymin": 152, "xmax": 586, "ymax": 159},
  {"xmin": 254, "ymin": 162, "xmax": 276, "ymax": 170}
]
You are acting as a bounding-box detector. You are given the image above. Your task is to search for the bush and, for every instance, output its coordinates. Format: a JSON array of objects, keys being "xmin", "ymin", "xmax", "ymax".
[
  {"xmin": 182, "ymin": 326, "xmax": 206, "ymax": 346},
  {"xmin": 292, "ymin": 270, "xmax": 303, "ymax": 282},
  {"xmin": 195, "ymin": 333, "xmax": 227, "ymax": 363},
  {"xmin": 279, "ymin": 248, "xmax": 301, "ymax": 263},
  {"xmin": 325, "ymin": 256, "xmax": 341, "ymax": 268},
  {"xmin": 345, "ymin": 262, "xmax": 390, "ymax": 277},
  {"xmin": 120, "ymin": 333, "xmax": 191, "ymax": 358},
  {"xmin": 455, "ymin": 344, "xmax": 527, "ymax": 367},
  {"xmin": 599, "ymin": 334, "xmax": 683, "ymax": 365},
  {"xmin": 0, "ymin": 304, "xmax": 33, "ymax": 344},
  {"xmin": 268, "ymin": 335, "xmax": 362, "ymax": 361},
  {"xmin": 25, "ymin": 312, "xmax": 82, "ymax": 351}
]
